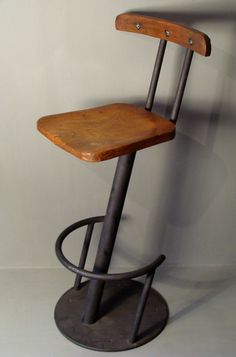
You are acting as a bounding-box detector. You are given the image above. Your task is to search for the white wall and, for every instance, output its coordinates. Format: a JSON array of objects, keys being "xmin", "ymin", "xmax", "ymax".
[{"xmin": 0, "ymin": 0, "xmax": 235, "ymax": 269}]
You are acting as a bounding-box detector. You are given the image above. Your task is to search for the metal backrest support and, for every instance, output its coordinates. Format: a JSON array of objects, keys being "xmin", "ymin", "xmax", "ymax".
[{"xmin": 116, "ymin": 13, "xmax": 211, "ymax": 124}]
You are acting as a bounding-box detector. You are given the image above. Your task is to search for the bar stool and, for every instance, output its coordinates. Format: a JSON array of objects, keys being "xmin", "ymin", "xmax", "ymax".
[{"xmin": 37, "ymin": 13, "xmax": 211, "ymax": 352}]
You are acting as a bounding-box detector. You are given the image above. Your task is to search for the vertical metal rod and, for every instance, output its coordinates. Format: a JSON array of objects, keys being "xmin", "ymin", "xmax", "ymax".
[
  {"xmin": 170, "ymin": 48, "xmax": 193, "ymax": 124},
  {"xmin": 130, "ymin": 270, "xmax": 156, "ymax": 343},
  {"xmin": 74, "ymin": 223, "xmax": 94, "ymax": 290},
  {"xmin": 82, "ymin": 39, "xmax": 166, "ymax": 325},
  {"xmin": 83, "ymin": 153, "xmax": 136, "ymax": 324},
  {"xmin": 145, "ymin": 39, "xmax": 167, "ymax": 111}
]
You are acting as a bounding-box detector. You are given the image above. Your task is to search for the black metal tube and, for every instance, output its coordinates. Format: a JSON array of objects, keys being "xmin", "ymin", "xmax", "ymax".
[
  {"xmin": 130, "ymin": 270, "xmax": 156, "ymax": 343},
  {"xmin": 56, "ymin": 216, "xmax": 104, "ymax": 239},
  {"xmin": 170, "ymin": 49, "xmax": 193, "ymax": 123},
  {"xmin": 83, "ymin": 153, "xmax": 136, "ymax": 324},
  {"xmin": 74, "ymin": 223, "xmax": 94, "ymax": 290},
  {"xmin": 81, "ymin": 40, "xmax": 167, "ymax": 325},
  {"xmin": 145, "ymin": 39, "xmax": 167, "ymax": 111},
  {"xmin": 56, "ymin": 220, "xmax": 166, "ymax": 278}
]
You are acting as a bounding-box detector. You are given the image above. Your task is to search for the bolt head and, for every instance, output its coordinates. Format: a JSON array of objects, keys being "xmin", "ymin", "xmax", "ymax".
[{"xmin": 189, "ymin": 38, "xmax": 193, "ymax": 45}]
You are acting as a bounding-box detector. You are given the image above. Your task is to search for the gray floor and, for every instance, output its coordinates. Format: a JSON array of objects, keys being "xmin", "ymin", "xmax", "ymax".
[{"xmin": 0, "ymin": 266, "xmax": 235, "ymax": 357}]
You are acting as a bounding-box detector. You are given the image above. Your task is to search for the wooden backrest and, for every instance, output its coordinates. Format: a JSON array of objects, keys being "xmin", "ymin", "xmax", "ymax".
[{"xmin": 116, "ymin": 13, "xmax": 211, "ymax": 56}]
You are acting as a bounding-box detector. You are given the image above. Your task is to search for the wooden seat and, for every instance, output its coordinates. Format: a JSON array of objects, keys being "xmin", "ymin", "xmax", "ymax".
[
  {"xmin": 37, "ymin": 13, "xmax": 211, "ymax": 164},
  {"xmin": 37, "ymin": 103, "xmax": 175, "ymax": 162}
]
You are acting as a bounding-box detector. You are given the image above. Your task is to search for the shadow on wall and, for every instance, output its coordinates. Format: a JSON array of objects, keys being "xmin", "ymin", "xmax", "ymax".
[
  {"xmin": 114, "ymin": 5, "xmax": 236, "ymax": 268},
  {"xmin": 155, "ymin": 103, "xmax": 227, "ymax": 227},
  {"xmin": 143, "ymin": 6, "xmax": 236, "ymax": 265},
  {"xmin": 145, "ymin": 102, "xmax": 228, "ymax": 264}
]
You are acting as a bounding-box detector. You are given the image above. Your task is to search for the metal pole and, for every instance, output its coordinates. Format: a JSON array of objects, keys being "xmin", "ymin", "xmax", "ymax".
[
  {"xmin": 83, "ymin": 39, "xmax": 167, "ymax": 325},
  {"xmin": 74, "ymin": 223, "xmax": 95, "ymax": 290},
  {"xmin": 83, "ymin": 153, "xmax": 136, "ymax": 324},
  {"xmin": 130, "ymin": 269, "xmax": 156, "ymax": 343},
  {"xmin": 170, "ymin": 48, "xmax": 193, "ymax": 124},
  {"xmin": 145, "ymin": 39, "xmax": 167, "ymax": 111}
]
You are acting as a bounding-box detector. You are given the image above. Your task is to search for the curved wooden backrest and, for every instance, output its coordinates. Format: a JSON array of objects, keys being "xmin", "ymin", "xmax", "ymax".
[{"xmin": 116, "ymin": 13, "xmax": 211, "ymax": 56}]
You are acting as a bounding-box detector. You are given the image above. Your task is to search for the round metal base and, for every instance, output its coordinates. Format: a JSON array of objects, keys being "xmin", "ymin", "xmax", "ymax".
[{"xmin": 54, "ymin": 279, "xmax": 169, "ymax": 352}]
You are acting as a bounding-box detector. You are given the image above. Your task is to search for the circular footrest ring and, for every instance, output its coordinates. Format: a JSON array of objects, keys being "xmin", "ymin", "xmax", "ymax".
[{"xmin": 55, "ymin": 216, "xmax": 166, "ymax": 281}]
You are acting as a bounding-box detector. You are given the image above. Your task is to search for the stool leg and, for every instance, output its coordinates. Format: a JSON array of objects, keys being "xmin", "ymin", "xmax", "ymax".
[
  {"xmin": 74, "ymin": 223, "xmax": 95, "ymax": 290},
  {"xmin": 129, "ymin": 270, "xmax": 156, "ymax": 343},
  {"xmin": 83, "ymin": 152, "xmax": 136, "ymax": 324}
]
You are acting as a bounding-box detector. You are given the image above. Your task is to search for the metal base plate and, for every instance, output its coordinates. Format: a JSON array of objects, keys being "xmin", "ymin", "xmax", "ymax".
[{"xmin": 54, "ymin": 279, "xmax": 169, "ymax": 352}]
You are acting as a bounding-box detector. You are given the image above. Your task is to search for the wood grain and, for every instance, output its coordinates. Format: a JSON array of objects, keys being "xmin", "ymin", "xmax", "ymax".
[
  {"xmin": 37, "ymin": 103, "xmax": 175, "ymax": 162},
  {"xmin": 116, "ymin": 13, "xmax": 211, "ymax": 56}
]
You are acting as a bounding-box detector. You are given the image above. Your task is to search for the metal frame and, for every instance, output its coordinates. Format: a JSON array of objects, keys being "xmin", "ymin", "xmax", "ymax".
[
  {"xmin": 82, "ymin": 152, "xmax": 136, "ymax": 323},
  {"xmin": 82, "ymin": 38, "xmax": 170, "ymax": 324},
  {"xmin": 81, "ymin": 41, "xmax": 193, "ymax": 325},
  {"xmin": 56, "ymin": 217, "xmax": 165, "ymax": 282},
  {"xmin": 55, "ymin": 215, "xmax": 166, "ymax": 344},
  {"xmin": 145, "ymin": 39, "xmax": 167, "ymax": 111},
  {"xmin": 170, "ymin": 48, "xmax": 194, "ymax": 123},
  {"xmin": 54, "ymin": 38, "xmax": 194, "ymax": 350}
]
